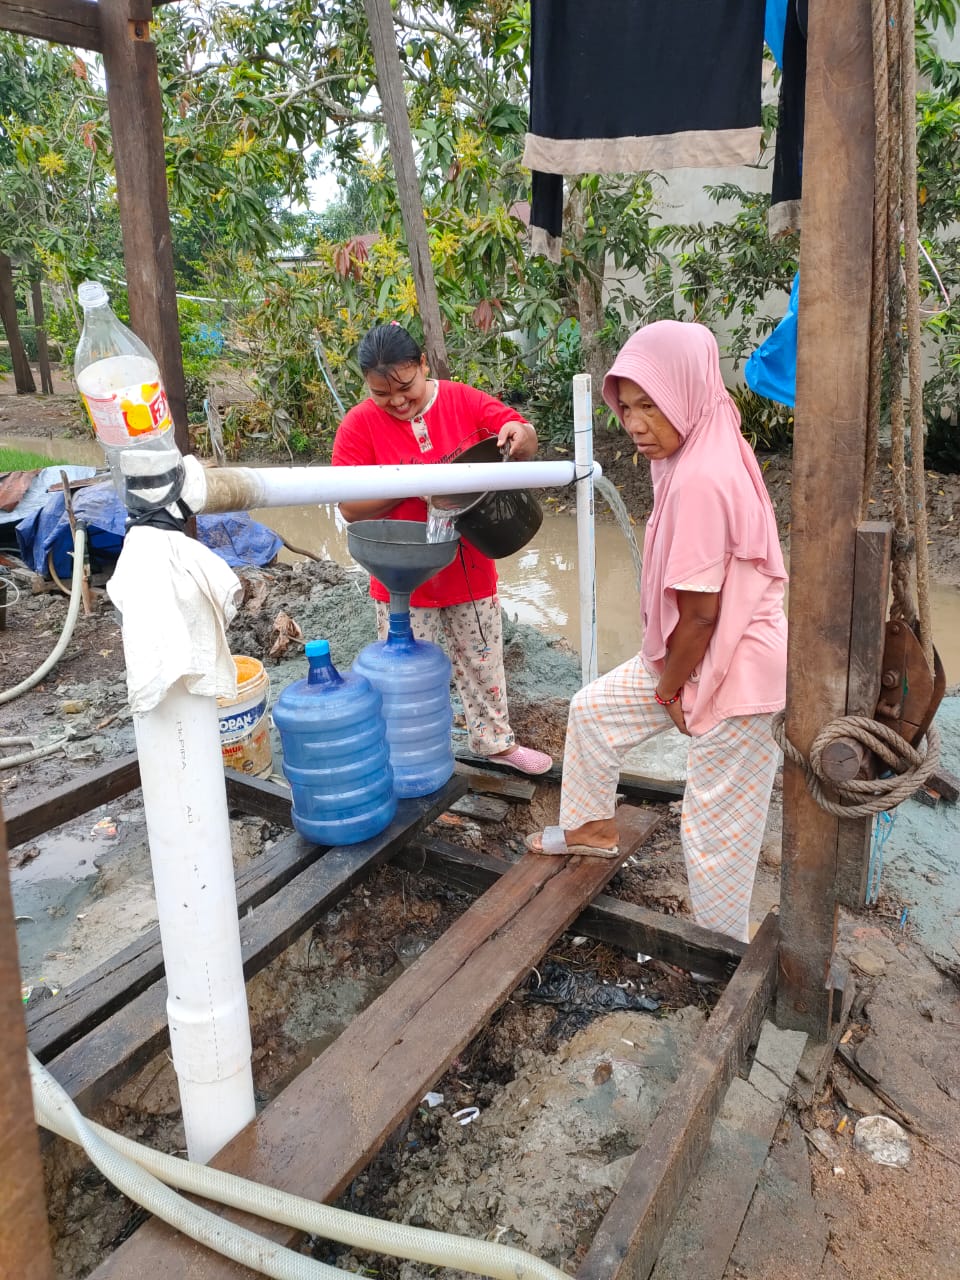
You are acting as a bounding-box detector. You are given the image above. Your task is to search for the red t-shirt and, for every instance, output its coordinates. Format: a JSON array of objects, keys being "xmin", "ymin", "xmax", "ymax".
[{"xmin": 332, "ymin": 380, "xmax": 530, "ymax": 608}]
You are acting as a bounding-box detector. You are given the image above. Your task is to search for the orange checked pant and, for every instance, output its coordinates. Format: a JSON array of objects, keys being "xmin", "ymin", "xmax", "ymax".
[
  {"xmin": 560, "ymin": 656, "xmax": 779, "ymax": 942},
  {"xmin": 375, "ymin": 597, "xmax": 515, "ymax": 756}
]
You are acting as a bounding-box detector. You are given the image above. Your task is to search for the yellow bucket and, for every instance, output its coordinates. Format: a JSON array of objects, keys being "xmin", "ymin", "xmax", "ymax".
[{"xmin": 217, "ymin": 656, "xmax": 273, "ymax": 778}]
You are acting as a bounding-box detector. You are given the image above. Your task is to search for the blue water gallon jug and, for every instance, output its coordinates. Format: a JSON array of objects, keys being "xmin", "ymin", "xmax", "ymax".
[
  {"xmin": 352, "ymin": 612, "xmax": 455, "ymax": 797},
  {"xmin": 273, "ymin": 639, "xmax": 397, "ymax": 845}
]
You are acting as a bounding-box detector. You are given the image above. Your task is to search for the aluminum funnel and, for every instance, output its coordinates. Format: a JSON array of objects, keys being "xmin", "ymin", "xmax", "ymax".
[{"xmin": 346, "ymin": 519, "xmax": 460, "ymax": 613}]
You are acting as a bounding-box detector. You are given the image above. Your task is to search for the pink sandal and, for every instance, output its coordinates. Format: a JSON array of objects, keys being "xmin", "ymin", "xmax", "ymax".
[{"xmin": 487, "ymin": 744, "xmax": 554, "ymax": 776}]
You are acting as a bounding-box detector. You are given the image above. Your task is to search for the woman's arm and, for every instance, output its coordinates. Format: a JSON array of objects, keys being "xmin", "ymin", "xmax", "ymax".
[
  {"xmin": 656, "ymin": 590, "xmax": 720, "ymax": 734},
  {"xmin": 338, "ymin": 497, "xmax": 404, "ymax": 523}
]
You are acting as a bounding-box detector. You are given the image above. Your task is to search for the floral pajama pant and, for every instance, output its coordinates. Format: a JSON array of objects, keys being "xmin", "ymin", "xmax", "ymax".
[
  {"xmin": 374, "ymin": 596, "xmax": 515, "ymax": 756},
  {"xmin": 560, "ymin": 655, "xmax": 780, "ymax": 942}
]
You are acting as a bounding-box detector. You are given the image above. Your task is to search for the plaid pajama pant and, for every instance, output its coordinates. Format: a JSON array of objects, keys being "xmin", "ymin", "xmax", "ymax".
[
  {"xmin": 375, "ymin": 597, "xmax": 515, "ymax": 756},
  {"xmin": 560, "ymin": 655, "xmax": 779, "ymax": 942}
]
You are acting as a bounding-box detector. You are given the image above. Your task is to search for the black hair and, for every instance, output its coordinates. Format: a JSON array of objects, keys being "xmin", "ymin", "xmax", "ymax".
[{"xmin": 357, "ymin": 323, "xmax": 423, "ymax": 379}]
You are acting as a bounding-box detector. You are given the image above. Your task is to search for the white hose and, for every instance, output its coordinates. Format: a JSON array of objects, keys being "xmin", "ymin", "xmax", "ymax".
[
  {"xmin": 30, "ymin": 1051, "xmax": 569, "ymax": 1280},
  {"xmin": 0, "ymin": 525, "xmax": 87, "ymax": 706}
]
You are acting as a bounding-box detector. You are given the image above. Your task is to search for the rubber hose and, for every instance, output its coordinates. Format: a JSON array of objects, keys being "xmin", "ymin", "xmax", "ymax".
[
  {"xmin": 0, "ymin": 525, "xmax": 87, "ymax": 706},
  {"xmin": 30, "ymin": 1052, "xmax": 570, "ymax": 1280}
]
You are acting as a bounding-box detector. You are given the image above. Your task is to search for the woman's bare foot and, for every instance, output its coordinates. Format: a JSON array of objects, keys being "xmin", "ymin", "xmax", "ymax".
[{"xmin": 563, "ymin": 818, "xmax": 619, "ymax": 851}]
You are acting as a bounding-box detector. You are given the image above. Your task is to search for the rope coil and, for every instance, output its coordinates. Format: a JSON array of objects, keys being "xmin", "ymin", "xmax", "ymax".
[{"xmin": 772, "ymin": 711, "xmax": 940, "ymax": 819}]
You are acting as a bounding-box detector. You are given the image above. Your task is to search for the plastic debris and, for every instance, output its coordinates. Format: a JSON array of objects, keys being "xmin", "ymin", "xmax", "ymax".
[
  {"xmin": 524, "ymin": 960, "xmax": 661, "ymax": 1033},
  {"xmin": 421, "ymin": 1091, "xmax": 444, "ymax": 1108},
  {"xmin": 853, "ymin": 1115, "xmax": 911, "ymax": 1167},
  {"xmin": 91, "ymin": 817, "xmax": 118, "ymax": 838},
  {"xmin": 452, "ymin": 1107, "xmax": 480, "ymax": 1126}
]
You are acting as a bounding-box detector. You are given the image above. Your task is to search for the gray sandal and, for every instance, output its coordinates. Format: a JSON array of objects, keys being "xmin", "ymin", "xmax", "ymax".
[{"xmin": 526, "ymin": 826, "xmax": 620, "ymax": 858}]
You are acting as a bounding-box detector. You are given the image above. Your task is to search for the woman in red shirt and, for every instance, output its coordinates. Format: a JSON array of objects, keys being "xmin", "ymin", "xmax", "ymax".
[{"xmin": 332, "ymin": 323, "xmax": 552, "ymax": 776}]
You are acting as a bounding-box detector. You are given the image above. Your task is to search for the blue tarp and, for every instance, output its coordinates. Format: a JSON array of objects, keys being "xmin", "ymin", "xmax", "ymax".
[
  {"xmin": 14, "ymin": 479, "xmax": 283, "ymax": 577},
  {"xmin": 744, "ymin": 271, "xmax": 799, "ymax": 409}
]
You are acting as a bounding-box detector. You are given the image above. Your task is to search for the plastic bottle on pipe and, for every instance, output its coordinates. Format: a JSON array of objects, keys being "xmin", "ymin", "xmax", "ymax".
[{"xmin": 74, "ymin": 281, "xmax": 184, "ymax": 513}]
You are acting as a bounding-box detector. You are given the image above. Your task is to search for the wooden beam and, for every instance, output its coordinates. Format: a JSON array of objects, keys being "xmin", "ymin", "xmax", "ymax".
[
  {"xmin": 0, "ymin": 802, "xmax": 55, "ymax": 1280},
  {"xmin": 396, "ymin": 837, "xmax": 745, "ymax": 978},
  {"xmin": 835, "ymin": 521, "xmax": 893, "ymax": 908},
  {"xmin": 99, "ymin": 0, "xmax": 189, "ymax": 453},
  {"xmin": 30, "ymin": 276, "xmax": 54, "ymax": 395},
  {"xmin": 4, "ymin": 754, "xmax": 287, "ymax": 848},
  {"xmin": 5, "ymin": 753, "xmax": 141, "ymax": 848},
  {"xmin": 27, "ymin": 826, "xmax": 324, "ymax": 1062},
  {"xmin": 363, "ymin": 0, "xmax": 450, "ymax": 378},
  {"xmin": 0, "ymin": 0, "xmax": 101, "ymax": 50},
  {"xmin": 576, "ymin": 912, "xmax": 779, "ymax": 1280},
  {"xmin": 46, "ymin": 779, "xmax": 466, "ymax": 1114},
  {"xmin": 90, "ymin": 806, "xmax": 659, "ymax": 1279},
  {"xmin": 776, "ymin": 0, "xmax": 876, "ymax": 1037}
]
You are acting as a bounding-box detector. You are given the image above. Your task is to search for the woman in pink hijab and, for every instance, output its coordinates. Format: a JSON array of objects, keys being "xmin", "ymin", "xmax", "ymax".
[{"xmin": 527, "ymin": 321, "xmax": 787, "ymax": 943}]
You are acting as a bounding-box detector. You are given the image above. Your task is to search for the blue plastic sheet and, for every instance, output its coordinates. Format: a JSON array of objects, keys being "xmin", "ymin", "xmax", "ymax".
[
  {"xmin": 765, "ymin": 0, "xmax": 788, "ymax": 66},
  {"xmin": 744, "ymin": 271, "xmax": 799, "ymax": 409},
  {"xmin": 15, "ymin": 479, "xmax": 283, "ymax": 577}
]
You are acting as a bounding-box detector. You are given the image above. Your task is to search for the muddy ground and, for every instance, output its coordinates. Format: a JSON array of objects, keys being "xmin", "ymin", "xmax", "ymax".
[{"xmin": 3, "ymin": 376, "xmax": 960, "ymax": 1280}]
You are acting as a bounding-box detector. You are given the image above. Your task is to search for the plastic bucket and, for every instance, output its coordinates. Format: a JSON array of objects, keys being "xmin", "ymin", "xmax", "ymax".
[
  {"xmin": 432, "ymin": 438, "xmax": 543, "ymax": 559},
  {"xmin": 217, "ymin": 656, "xmax": 273, "ymax": 778}
]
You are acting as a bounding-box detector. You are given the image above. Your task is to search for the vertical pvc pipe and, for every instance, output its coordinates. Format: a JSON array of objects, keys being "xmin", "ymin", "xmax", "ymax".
[
  {"xmin": 133, "ymin": 679, "xmax": 255, "ymax": 1163},
  {"xmin": 573, "ymin": 373, "xmax": 598, "ymax": 686}
]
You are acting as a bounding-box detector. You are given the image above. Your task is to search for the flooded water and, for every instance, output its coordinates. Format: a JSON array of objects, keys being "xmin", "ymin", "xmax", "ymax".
[{"xmin": 5, "ymin": 433, "xmax": 960, "ymax": 681}]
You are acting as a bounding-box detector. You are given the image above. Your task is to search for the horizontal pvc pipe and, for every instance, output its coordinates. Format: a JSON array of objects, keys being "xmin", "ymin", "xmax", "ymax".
[
  {"xmin": 133, "ymin": 678, "xmax": 255, "ymax": 1163},
  {"xmin": 182, "ymin": 455, "xmax": 602, "ymax": 515}
]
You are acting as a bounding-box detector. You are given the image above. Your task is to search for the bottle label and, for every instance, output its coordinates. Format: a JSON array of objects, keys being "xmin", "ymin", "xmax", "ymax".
[{"xmin": 81, "ymin": 378, "xmax": 173, "ymax": 446}]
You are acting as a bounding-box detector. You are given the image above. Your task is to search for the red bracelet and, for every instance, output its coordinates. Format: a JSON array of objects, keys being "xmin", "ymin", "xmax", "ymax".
[{"xmin": 654, "ymin": 686, "xmax": 682, "ymax": 707}]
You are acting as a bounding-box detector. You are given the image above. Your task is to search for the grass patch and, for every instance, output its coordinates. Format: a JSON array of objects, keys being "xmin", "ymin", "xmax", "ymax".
[{"xmin": 0, "ymin": 446, "xmax": 67, "ymax": 472}]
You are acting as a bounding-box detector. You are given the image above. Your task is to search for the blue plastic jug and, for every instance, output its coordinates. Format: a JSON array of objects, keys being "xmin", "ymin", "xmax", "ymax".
[
  {"xmin": 352, "ymin": 612, "xmax": 455, "ymax": 797},
  {"xmin": 273, "ymin": 639, "xmax": 397, "ymax": 845}
]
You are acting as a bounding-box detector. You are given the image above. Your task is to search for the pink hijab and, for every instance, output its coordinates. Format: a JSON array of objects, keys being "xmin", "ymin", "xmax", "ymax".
[{"xmin": 602, "ymin": 320, "xmax": 787, "ymax": 673}]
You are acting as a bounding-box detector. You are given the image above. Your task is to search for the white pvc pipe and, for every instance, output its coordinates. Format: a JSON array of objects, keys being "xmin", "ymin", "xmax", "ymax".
[
  {"xmin": 573, "ymin": 374, "xmax": 598, "ymax": 686},
  {"xmin": 133, "ymin": 678, "xmax": 255, "ymax": 1163},
  {"xmin": 182, "ymin": 455, "xmax": 601, "ymax": 515}
]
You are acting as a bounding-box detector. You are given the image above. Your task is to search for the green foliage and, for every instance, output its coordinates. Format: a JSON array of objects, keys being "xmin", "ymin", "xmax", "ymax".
[
  {"xmin": 0, "ymin": 446, "xmax": 68, "ymax": 471},
  {"xmin": 728, "ymin": 385, "xmax": 794, "ymax": 453}
]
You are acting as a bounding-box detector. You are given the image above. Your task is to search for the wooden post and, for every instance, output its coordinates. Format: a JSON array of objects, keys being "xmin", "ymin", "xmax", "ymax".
[
  {"xmin": 30, "ymin": 275, "xmax": 54, "ymax": 395},
  {"xmin": 363, "ymin": 0, "xmax": 450, "ymax": 379},
  {"xmin": 0, "ymin": 801, "xmax": 55, "ymax": 1280},
  {"xmin": 777, "ymin": 0, "xmax": 877, "ymax": 1037},
  {"xmin": 98, "ymin": 0, "xmax": 189, "ymax": 454},
  {"xmin": 0, "ymin": 251, "xmax": 36, "ymax": 394}
]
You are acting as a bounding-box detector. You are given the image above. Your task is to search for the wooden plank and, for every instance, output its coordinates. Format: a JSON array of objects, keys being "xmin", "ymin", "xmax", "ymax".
[
  {"xmin": 47, "ymin": 779, "xmax": 466, "ymax": 1115},
  {"xmin": 363, "ymin": 0, "xmax": 450, "ymax": 378},
  {"xmin": 456, "ymin": 750, "xmax": 684, "ymax": 804},
  {"xmin": 650, "ymin": 1022, "xmax": 807, "ymax": 1280},
  {"xmin": 454, "ymin": 762, "xmax": 537, "ymax": 801},
  {"xmin": 396, "ymin": 837, "xmax": 745, "ymax": 977},
  {"xmin": 577, "ymin": 912, "xmax": 779, "ymax": 1280},
  {"xmin": 90, "ymin": 806, "xmax": 659, "ymax": 1279},
  {"xmin": 27, "ymin": 827, "xmax": 323, "ymax": 1061},
  {"xmin": 0, "ymin": 0, "xmax": 100, "ymax": 50},
  {"xmin": 449, "ymin": 793, "xmax": 510, "ymax": 823},
  {"xmin": 5, "ymin": 753, "xmax": 142, "ymax": 848},
  {"xmin": 777, "ymin": 0, "xmax": 877, "ymax": 1037},
  {"xmin": 224, "ymin": 768, "xmax": 293, "ymax": 826},
  {"xmin": 99, "ymin": 0, "xmax": 189, "ymax": 452},
  {"xmin": 835, "ymin": 521, "xmax": 893, "ymax": 908},
  {"xmin": 0, "ymin": 802, "xmax": 55, "ymax": 1280}
]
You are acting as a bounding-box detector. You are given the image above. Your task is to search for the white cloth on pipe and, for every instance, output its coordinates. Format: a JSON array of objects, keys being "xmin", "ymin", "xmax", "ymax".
[{"xmin": 107, "ymin": 526, "xmax": 241, "ymax": 714}]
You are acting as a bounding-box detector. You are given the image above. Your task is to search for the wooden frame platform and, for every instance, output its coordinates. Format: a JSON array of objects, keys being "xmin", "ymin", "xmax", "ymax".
[{"xmin": 7, "ymin": 756, "xmax": 782, "ymax": 1280}]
